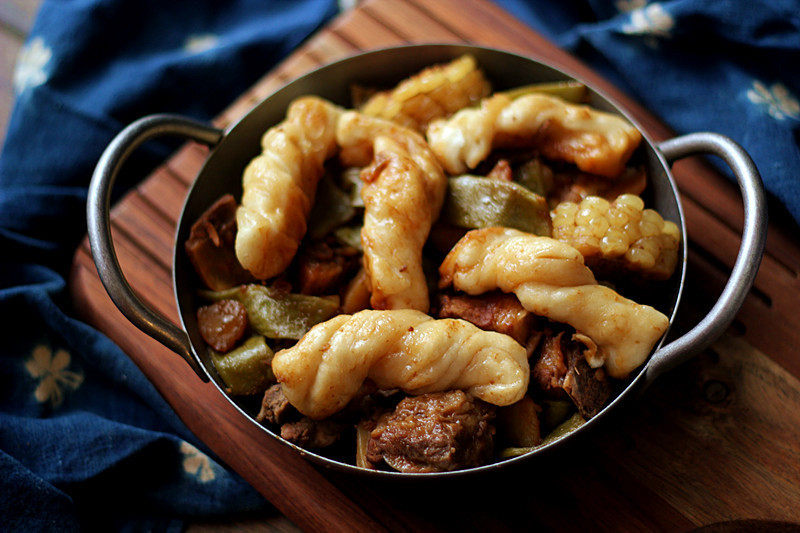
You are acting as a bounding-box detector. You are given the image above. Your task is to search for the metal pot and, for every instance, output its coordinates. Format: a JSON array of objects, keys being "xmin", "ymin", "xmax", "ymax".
[{"xmin": 87, "ymin": 44, "xmax": 767, "ymax": 477}]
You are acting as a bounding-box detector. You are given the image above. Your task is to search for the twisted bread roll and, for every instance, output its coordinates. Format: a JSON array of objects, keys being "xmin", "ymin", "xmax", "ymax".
[
  {"xmin": 235, "ymin": 96, "xmax": 342, "ymax": 279},
  {"xmin": 358, "ymin": 136, "xmax": 446, "ymax": 311},
  {"xmin": 439, "ymin": 228, "xmax": 668, "ymax": 378},
  {"xmin": 271, "ymin": 309, "xmax": 529, "ymax": 419},
  {"xmin": 235, "ymin": 101, "xmax": 446, "ymax": 311},
  {"xmin": 359, "ymin": 54, "xmax": 491, "ymax": 132},
  {"xmin": 427, "ymin": 93, "xmax": 641, "ymax": 178},
  {"xmin": 336, "ymin": 111, "xmax": 446, "ymax": 311}
]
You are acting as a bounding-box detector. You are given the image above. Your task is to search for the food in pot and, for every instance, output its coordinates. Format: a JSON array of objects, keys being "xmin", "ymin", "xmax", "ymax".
[
  {"xmin": 552, "ymin": 194, "xmax": 680, "ymax": 280},
  {"xmin": 236, "ymin": 97, "xmax": 342, "ymax": 279},
  {"xmin": 186, "ymin": 54, "xmax": 681, "ymax": 473},
  {"xmin": 295, "ymin": 239, "xmax": 360, "ymax": 296},
  {"xmin": 185, "ymin": 194, "xmax": 252, "ymax": 291},
  {"xmin": 438, "ymin": 227, "xmax": 669, "ymax": 378},
  {"xmin": 210, "ymin": 335, "xmax": 274, "ymax": 396},
  {"xmin": 359, "ymin": 136, "xmax": 446, "ymax": 312},
  {"xmin": 365, "ymin": 390, "xmax": 495, "ymax": 473},
  {"xmin": 436, "ymin": 291, "xmax": 534, "ymax": 345},
  {"xmin": 441, "ymin": 175, "xmax": 551, "ymax": 236},
  {"xmin": 239, "ymin": 99, "xmax": 446, "ymax": 308},
  {"xmin": 359, "ymin": 54, "xmax": 491, "ymax": 132},
  {"xmin": 496, "ymin": 395, "xmax": 542, "ymax": 448},
  {"xmin": 271, "ymin": 309, "xmax": 529, "ymax": 420},
  {"xmin": 427, "ymin": 93, "xmax": 642, "ymax": 177},
  {"xmin": 197, "ymin": 299, "xmax": 248, "ymax": 352},
  {"xmin": 530, "ymin": 329, "xmax": 611, "ymax": 419},
  {"xmin": 201, "ymin": 284, "xmax": 340, "ymax": 340}
]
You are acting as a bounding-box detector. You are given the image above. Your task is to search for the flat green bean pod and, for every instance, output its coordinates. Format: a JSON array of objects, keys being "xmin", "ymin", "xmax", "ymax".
[
  {"xmin": 333, "ymin": 225, "xmax": 363, "ymax": 251},
  {"xmin": 307, "ymin": 175, "xmax": 357, "ymax": 239},
  {"xmin": 210, "ymin": 335, "xmax": 275, "ymax": 395},
  {"xmin": 201, "ymin": 285, "xmax": 340, "ymax": 340},
  {"xmin": 441, "ymin": 176, "xmax": 552, "ymax": 236},
  {"xmin": 515, "ymin": 158, "xmax": 554, "ymax": 197},
  {"xmin": 540, "ymin": 399, "xmax": 574, "ymax": 430},
  {"xmin": 500, "ymin": 80, "xmax": 587, "ymax": 103},
  {"xmin": 499, "ymin": 412, "xmax": 585, "ymax": 458}
]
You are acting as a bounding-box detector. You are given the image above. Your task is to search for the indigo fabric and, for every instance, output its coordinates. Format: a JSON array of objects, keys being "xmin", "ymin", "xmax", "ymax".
[
  {"xmin": 1, "ymin": 0, "xmax": 798, "ymax": 529},
  {"xmin": 0, "ymin": 0, "xmax": 338, "ymax": 530}
]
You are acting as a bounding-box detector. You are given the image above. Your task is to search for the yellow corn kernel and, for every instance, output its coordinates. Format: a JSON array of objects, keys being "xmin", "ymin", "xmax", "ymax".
[{"xmin": 550, "ymin": 194, "xmax": 680, "ymax": 279}]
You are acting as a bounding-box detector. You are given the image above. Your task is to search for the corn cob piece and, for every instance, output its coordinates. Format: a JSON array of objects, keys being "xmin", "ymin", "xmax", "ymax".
[{"xmin": 551, "ymin": 194, "xmax": 680, "ymax": 280}]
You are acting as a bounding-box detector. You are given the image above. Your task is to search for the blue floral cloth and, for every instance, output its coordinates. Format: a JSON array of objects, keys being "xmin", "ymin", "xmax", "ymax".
[{"xmin": 1, "ymin": 0, "xmax": 798, "ymax": 529}]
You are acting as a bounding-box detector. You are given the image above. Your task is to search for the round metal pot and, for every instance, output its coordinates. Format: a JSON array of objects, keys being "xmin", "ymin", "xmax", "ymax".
[{"xmin": 87, "ymin": 44, "xmax": 767, "ymax": 478}]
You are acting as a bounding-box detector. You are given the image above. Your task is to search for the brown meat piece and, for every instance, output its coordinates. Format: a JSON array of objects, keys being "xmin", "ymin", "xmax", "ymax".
[
  {"xmin": 256, "ymin": 384, "xmax": 295, "ymax": 425},
  {"xmin": 295, "ymin": 240, "xmax": 360, "ymax": 295},
  {"xmin": 280, "ymin": 418, "xmax": 345, "ymax": 449},
  {"xmin": 437, "ymin": 292, "xmax": 533, "ymax": 344},
  {"xmin": 185, "ymin": 194, "xmax": 252, "ymax": 291},
  {"xmin": 197, "ymin": 299, "xmax": 248, "ymax": 352},
  {"xmin": 562, "ymin": 342, "xmax": 611, "ymax": 419},
  {"xmin": 531, "ymin": 332, "xmax": 569, "ymax": 396},
  {"xmin": 548, "ymin": 166, "xmax": 646, "ymax": 207},
  {"xmin": 427, "ymin": 222, "xmax": 468, "ymax": 257},
  {"xmin": 486, "ymin": 159, "xmax": 513, "ymax": 181},
  {"xmin": 530, "ymin": 330, "xmax": 611, "ymax": 419},
  {"xmin": 258, "ymin": 380, "xmax": 386, "ymax": 424},
  {"xmin": 366, "ymin": 390, "xmax": 495, "ymax": 473}
]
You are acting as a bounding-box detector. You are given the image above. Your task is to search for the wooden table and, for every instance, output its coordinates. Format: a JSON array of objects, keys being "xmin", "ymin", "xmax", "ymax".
[
  {"xmin": 70, "ymin": 0, "xmax": 800, "ymax": 530},
  {"xmin": 0, "ymin": 1, "xmax": 42, "ymax": 147}
]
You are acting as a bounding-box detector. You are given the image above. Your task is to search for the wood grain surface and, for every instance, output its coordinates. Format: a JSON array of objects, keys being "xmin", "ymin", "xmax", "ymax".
[
  {"xmin": 69, "ymin": 0, "xmax": 800, "ymax": 530},
  {"xmin": 0, "ymin": 0, "xmax": 38, "ymax": 147}
]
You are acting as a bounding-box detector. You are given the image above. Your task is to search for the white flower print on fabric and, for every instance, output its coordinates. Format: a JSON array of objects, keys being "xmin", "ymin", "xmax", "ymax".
[
  {"xmin": 621, "ymin": 3, "xmax": 674, "ymax": 48},
  {"xmin": 14, "ymin": 37, "xmax": 52, "ymax": 94},
  {"xmin": 25, "ymin": 345, "xmax": 83, "ymax": 408},
  {"xmin": 747, "ymin": 80, "xmax": 800, "ymax": 121},
  {"xmin": 183, "ymin": 33, "xmax": 219, "ymax": 54},
  {"xmin": 180, "ymin": 441, "xmax": 216, "ymax": 482}
]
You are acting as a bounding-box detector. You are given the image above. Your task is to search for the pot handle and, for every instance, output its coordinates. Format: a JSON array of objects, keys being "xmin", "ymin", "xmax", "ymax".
[
  {"xmin": 87, "ymin": 115, "xmax": 224, "ymax": 381},
  {"xmin": 645, "ymin": 132, "xmax": 767, "ymax": 383}
]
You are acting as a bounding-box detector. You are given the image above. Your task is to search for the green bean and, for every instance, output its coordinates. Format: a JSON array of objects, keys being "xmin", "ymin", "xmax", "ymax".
[
  {"xmin": 540, "ymin": 399, "xmax": 573, "ymax": 430},
  {"xmin": 308, "ymin": 175, "xmax": 357, "ymax": 239},
  {"xmin": 515, "ymin": 158, "xmax": 554, "ymax": 197},
  {"xmin": 333, "ymin": 225, "xmax": 363, "ymax": 251},
  {"xmin": 541, "ymin": 412, "xmax": 585, "ymax": 445},
  {"xmin": 340, "ymin": 167, "xmax": 365, "ymax": 208},
  {"xmin": 442, "ymin": 176, "xmax": 551, "ymax": 236},
  {"xmin": 201, "ymin": 285, "xmax": 340, "ymax": 340},
  {"xmin": 500, "ymin": 80, "xmax": 588, "ymax": 103},
  {"xmin": 499, "ymin": 412, "xmax": 585, "ymax": 458},
  {"xmin": 210, "ymin": 335, "xmax": 274, "ymax": 395}
]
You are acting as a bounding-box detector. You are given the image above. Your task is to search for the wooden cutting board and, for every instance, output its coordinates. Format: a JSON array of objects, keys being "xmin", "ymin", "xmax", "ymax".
[{"xmin": 70, "ymin": 0, "xmax": 800, "ymax": 530}]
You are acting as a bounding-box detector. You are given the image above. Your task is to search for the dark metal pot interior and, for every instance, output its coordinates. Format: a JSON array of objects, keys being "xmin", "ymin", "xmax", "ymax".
[{"xmin": 172, "ymin": 44, "xmax": 688, "ymax": 477}]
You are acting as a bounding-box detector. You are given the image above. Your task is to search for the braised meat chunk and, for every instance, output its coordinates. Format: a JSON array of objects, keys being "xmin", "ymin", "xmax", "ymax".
[
  {"xmin": 531, "ymin": 330, "xmax": 611, "ymax": 419},
  {"xmin": 197, "ymin": 299, "xmax": 248, "ymax": 352},
  {"xmin": 366, "ymin": 390, "xmax": 495, "ymax": 473},
  {"xmin": 281, "ymin": 418, "xmax": 346, "ymax": 449},
  {"xmin": 531, "ymin": 332, "xmax": 570, "ymax": 395},
  {"xmin": 256, "ymin": 384, "xmax": 295, "ymax": 425},
  {"xmin": 295, "ymin": 240, "xmax": 360, "ymax": 295},
  {"xmin": 185, "ymin": 194, "xmax": 252, "ymax": 291},
  {"xmin": 437, "ymin": 292, "xmax": 533, "ymax": 344}
]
